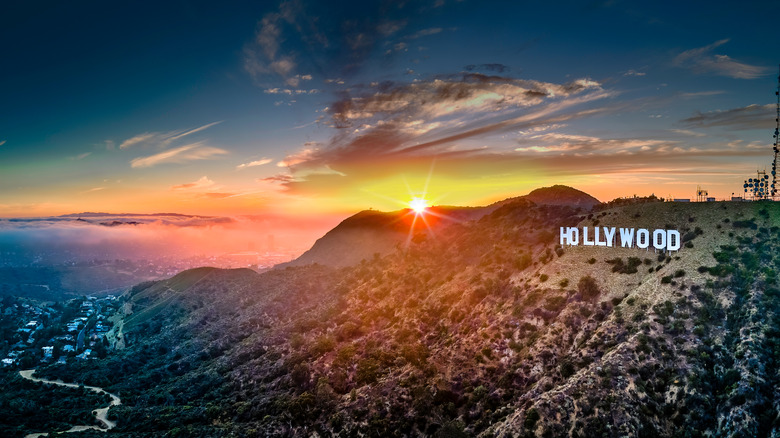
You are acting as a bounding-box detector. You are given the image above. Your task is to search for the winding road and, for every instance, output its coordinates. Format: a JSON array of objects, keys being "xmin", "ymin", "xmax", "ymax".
[{"xmin": 19, "ymin": 369, "xmax": 121, "ymax": 438}]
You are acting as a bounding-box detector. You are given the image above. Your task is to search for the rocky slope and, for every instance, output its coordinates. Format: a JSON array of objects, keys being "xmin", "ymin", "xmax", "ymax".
[{"xmin": 31, "ymin": 189, "xmax": 780, "ymax": 438}]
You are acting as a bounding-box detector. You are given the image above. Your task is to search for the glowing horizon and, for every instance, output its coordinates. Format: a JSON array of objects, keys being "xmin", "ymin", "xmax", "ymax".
[{"xmin": 1, "ymin": 1, "xmax": 778, "ymax": 226}]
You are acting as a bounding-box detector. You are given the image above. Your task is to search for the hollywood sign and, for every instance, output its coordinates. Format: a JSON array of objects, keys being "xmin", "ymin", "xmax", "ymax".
[{"xmin": 560, "ymin": 226, "xmax": 681, "ymax": 251}]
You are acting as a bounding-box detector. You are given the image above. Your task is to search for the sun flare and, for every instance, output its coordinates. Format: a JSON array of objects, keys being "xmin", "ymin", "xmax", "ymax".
[{"xmin": 409, "ymin": 197, "xmax": 428, "ymax": 214}]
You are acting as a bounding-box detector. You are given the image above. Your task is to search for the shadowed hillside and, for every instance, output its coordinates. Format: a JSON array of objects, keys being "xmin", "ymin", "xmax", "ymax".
[{"xmin": 27, "ymin": 190, "xmax": 780, "ymax": 438}]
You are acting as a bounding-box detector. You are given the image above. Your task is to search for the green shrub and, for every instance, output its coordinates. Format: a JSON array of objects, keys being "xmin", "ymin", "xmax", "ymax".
[
  {"xmin": 524, "ymin": 408, "xmax": 540, "ymax": 429},
  {"xmin": 732, "ymin": 219, "xmax": 757, "ymax": 229},
  {"xmin": 560, "ymin": 361, "xmax": 576, "ymax": 378},
  {"xmin": 356, "ymin": 358, "xmax": 380, "ymax": 385},
  {"xmin": 578, "ymin": 276, "xmax": 600, "ymax": 301},
  {"xmin": 544, "ymin": 296, "xmax": 567, "ymax": 312}
]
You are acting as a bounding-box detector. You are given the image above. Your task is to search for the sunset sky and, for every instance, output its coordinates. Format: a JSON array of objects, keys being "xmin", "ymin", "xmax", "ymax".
[{"xmin": 1, "ymin": 0, "xmax": 779, "ymax": 221}]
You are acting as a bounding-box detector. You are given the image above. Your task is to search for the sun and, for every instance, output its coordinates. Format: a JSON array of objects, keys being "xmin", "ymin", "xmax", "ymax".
[{"xmin": 409, "ymin": 197, "xmax": 428, "ymax": 214}]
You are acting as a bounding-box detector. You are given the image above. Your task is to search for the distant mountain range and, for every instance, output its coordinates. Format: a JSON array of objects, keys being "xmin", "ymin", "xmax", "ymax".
[{"xmin": 17, "ymin": 185, "xmax": 780, "ymax": 437}]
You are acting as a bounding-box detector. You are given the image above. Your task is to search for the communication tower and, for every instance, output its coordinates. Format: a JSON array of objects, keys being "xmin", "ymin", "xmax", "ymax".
[
  {"xmin": 772, "ymin": 65, "xmax": 780, "ymax": 197},
  {"xmin": 744, "ymin": 170, "xmax": 770, "ymax": 200},
  {"xmin": 740, "ymin": 65, "xmax": 779, "ymax": 200},
  {"xmin": 696, "ymin": 186, "xmax": 708, "ymax": 202}
]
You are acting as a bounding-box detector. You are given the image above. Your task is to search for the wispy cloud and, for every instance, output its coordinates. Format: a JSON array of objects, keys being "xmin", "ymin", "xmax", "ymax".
[
  {"xmin": 119, "ymin": 133, "xmax": 156, "ymax": 149},
  {"xmin": 168, "ymin": 177, "xmax": 242, "ymax": 199},
  {"xmin": 171, "ymin": 176, "xmax": 216, "ymax": 190},
  {"xmin": 168, "ymin": 121, "xmax": 222, "ymax": 142},
  {"xmin": 674, "ymin": 39, "xmax": 769, "ymax": 79},
  {"xmin": 243, "ymin": 3, "xmax": 307, "ymax": 87},
  {"xmin": 130, "ymin": 142, "xmax": 228, "ymax": 168},
  {"xmin": 264, "ymin": 88, "xmax": 318, "ymax": 95},
  {"xmin": 681, "ymin": 104, "xmax": 774, "ymax": 130},
  {"xmin": 263, "ymin": 72, "xmax": 614, "ymax": 193},
  {"xmin": 679, "ymin": 90, "xmax": 725, "ymax": 98},
  {"xmin": 236, "ymin": 158, "xmax": 273, "ymax": 169},
  {"xmin": 325, "ymin": 73, "xmax": 604, "ymax": 129},
  {"xmin": 0, "ymin": 140, "xmax": 6, "ymax": 147},
  {"xmin": 119, "ymin": 121, "xmax": 222, "ymax": 149},
  {"xmin": 623, "ymin": 69, "xmax": 646, "ymax": 77},
  {"xmin": 201, "ymin": 192, "xmax": 238, "ymax": 199},
  {"xmin": 243, "ymin": 2, "xmax": 439, "ymax": 88},
  {"xmin": 408, "ymin": 27, "xmax": 442, "ymax": 39},
  {"xmin": 515, "ymin": 132, "xmax": 670, "ymax": 154},
  {"xmin": 670, "ymin": 129, "xmax": 706, "ymax": 137},
  {"xmin": 258, "ymin": 174, "xmax": 297, "ymax": 184},
  {"xmin": 80, "ymin": 187, "xmax": 105, "ymax": 194}
]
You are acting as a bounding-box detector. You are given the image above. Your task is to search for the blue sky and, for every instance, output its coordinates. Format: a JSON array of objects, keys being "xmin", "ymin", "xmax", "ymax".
[{"xmin": 1, "ymin": 0, "xmax": 779, "ymax": 218}]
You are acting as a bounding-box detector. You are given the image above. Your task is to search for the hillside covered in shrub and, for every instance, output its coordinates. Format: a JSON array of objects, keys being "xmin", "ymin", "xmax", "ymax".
[{"xmin": 24, "ymin": 187, "xmax": 780, "ymax": 437}]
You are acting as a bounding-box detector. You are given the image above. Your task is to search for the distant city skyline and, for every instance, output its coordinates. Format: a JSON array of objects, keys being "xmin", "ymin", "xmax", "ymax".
[{"xmin": 2, "ymin": 0, "xmax": 779, "ymax": 220}]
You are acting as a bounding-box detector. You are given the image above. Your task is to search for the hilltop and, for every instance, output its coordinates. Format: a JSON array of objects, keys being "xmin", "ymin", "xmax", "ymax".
[
  {"xmin": 21, "ymin": 188, "xmax": 780, "ymax": 438},
  {"xmin": 284, "ymin": 185, "xmax": 601, "ymax": 268},
  {"xmin": 522, "ymin": 184, "xmax": 601, "ymax": 209}
]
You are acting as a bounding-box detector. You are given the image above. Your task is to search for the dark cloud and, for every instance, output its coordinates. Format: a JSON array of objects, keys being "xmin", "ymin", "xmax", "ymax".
[
  {"xmin": 464, "ymin": 64, "xmax": 510, "ymax": 73},
  {"xmin": 326, "ymin": 73, "xmax": 602, "ymax": 129},
  {"xmin": 259, "ymin": 174, "xmax": 297, "ymax": 184},
  {"xmin": 244, "ymin": 1, "xmax": 430, "ymax": 84},
  {"xmin": 680, "ymin": 104, "xmax": 774, "ymax": 130}
]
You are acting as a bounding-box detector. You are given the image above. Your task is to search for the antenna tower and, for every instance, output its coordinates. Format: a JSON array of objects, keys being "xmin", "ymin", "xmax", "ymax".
[
  {"xmin": 696, "ymin": 185, "xmax": 708, "ymax": 202},
  {"xmin": 745, "ymin": 170, "xmax": 770, "ymax": 200},
  {"xmin": 772, "ymin": 65, "xmax": 780, "ymax": 198}
]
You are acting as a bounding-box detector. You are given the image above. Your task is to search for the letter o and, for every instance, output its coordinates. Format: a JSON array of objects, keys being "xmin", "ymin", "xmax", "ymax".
[
  {"xmin": 637, "ymin": 229, "xmax": 649, "ymax": 248},
  {"xmin": 653, "ymin": 229, "xmax": 666, "ymax": 250}
]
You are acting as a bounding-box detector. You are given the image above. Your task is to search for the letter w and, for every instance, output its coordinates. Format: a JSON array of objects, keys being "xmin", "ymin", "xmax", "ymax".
[{"xmin": 619, "ymin": 228, "xmax": 634, "ymax": 248}]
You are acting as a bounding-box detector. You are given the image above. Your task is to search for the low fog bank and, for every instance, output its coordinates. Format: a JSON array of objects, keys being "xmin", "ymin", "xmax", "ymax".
[{"xmin": 0, "ymin": 213, "xmax": 340, "ymax": 266}]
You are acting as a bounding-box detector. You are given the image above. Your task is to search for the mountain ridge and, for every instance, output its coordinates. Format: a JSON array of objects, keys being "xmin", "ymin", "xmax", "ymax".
[
  {"xmin": 23, "ymin": 187, "xmax": 780, "ymax": 437},
  {"xmin": 282, "ymin": 185, "xmax": 601, "ymax": 268}
]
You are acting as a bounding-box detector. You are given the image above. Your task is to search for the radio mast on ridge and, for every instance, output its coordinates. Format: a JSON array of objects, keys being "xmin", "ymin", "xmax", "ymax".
[
  {"xmin": 772, "ymin": 65, "xmax": 780, "ymax": 198},
  {"xmin": 743, "ymin": 66, "xmax": 779, "ymax": 201}
]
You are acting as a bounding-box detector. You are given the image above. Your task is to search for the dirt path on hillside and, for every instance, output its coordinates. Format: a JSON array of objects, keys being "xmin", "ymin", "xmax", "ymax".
[{"xmin": 19, "ymin": 369, "xmax": 121, "ymax": 438}]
